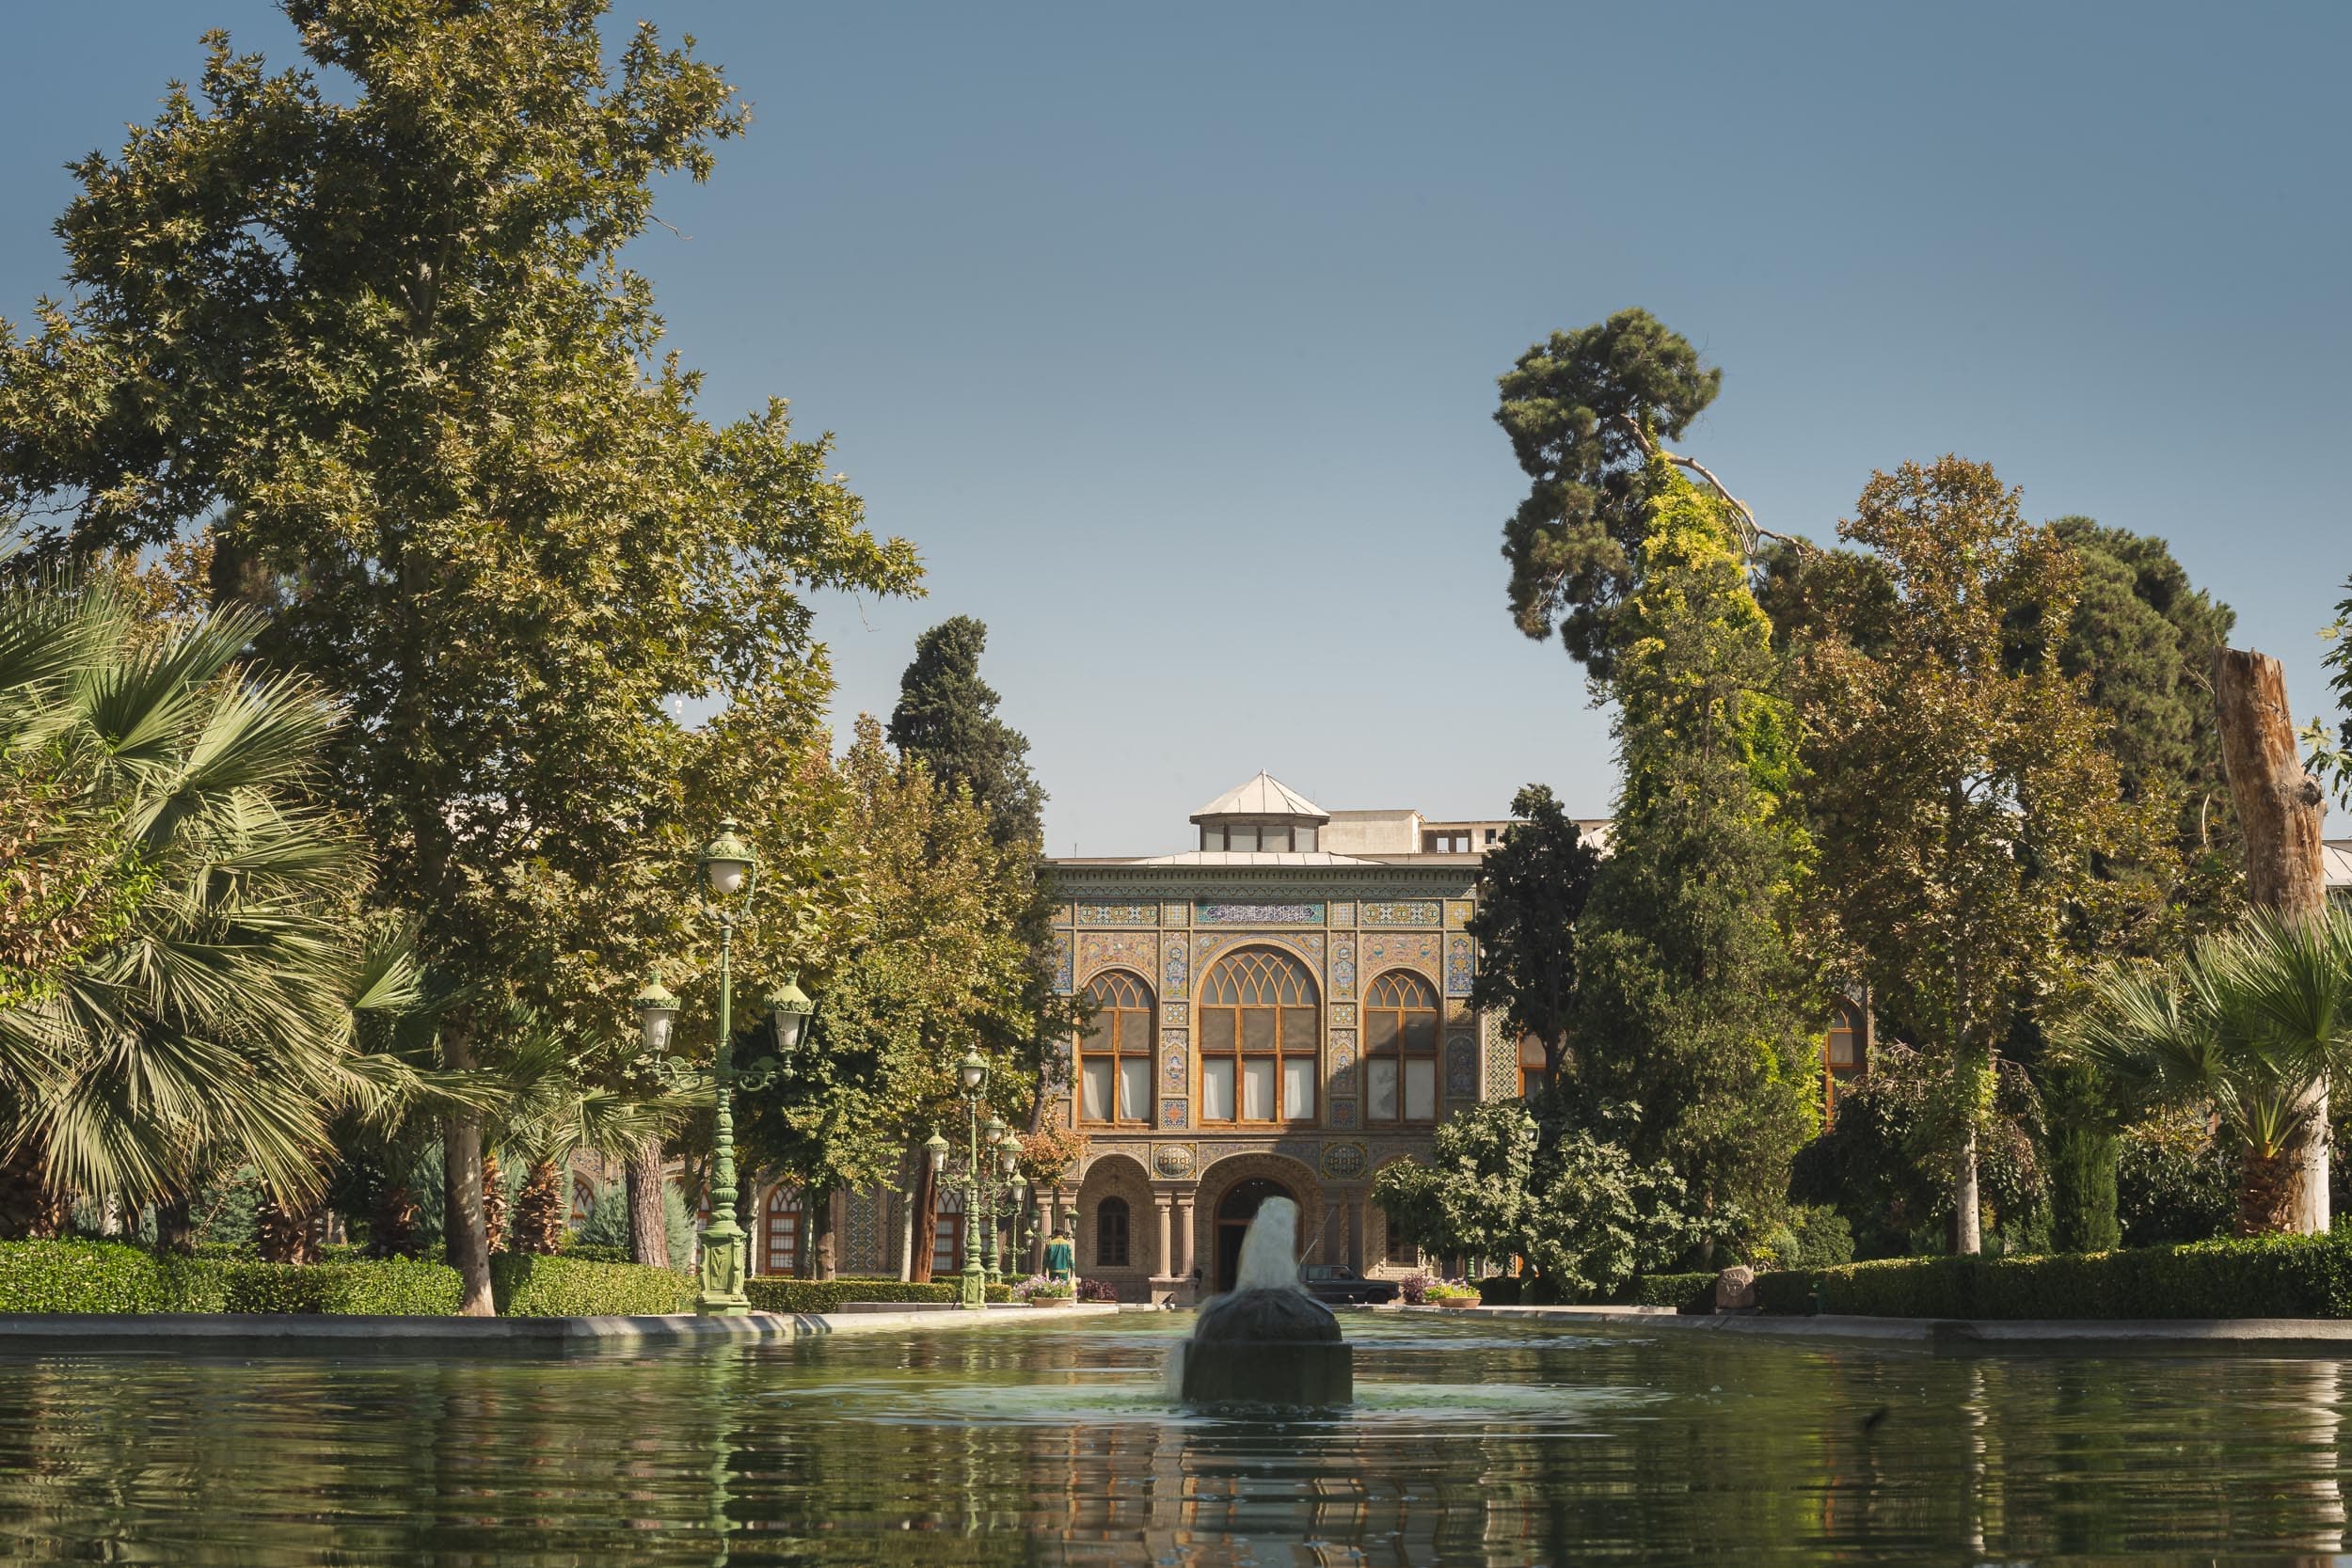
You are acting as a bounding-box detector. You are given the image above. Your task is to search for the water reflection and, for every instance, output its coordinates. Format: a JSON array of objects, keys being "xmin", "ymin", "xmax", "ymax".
[{"xmin": 3, "ymin": 1318, "xmax": 2352, "ymax": 1563}]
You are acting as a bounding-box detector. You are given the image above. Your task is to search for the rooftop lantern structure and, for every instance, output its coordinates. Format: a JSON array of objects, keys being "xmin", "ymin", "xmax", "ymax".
[{"xmin": 1190, "ymin": 771, "xmax": 1331, "ymax": 854}]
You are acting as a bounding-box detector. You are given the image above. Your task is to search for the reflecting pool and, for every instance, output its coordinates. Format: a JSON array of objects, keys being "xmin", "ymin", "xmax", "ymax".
[{"xmin": 6, "ymin": 1312, "xmax": 2352, "ymax": 1564}]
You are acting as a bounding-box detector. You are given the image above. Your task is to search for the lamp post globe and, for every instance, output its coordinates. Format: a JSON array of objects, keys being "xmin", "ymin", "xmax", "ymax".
[
  {"xmin": 698, "ymin": 819, "xmax": 756, "ymax": 898},
  {"xmin": 633, "ymin": 978, "xmax": 679, "ymax": 1055},
  {"xmin": 766, "ymin": 972, "xmax": 814, "ymax": 1054},
  {"xmin": 958, "ymin": 1051, "xmax": 988, "ymax": 1096}
]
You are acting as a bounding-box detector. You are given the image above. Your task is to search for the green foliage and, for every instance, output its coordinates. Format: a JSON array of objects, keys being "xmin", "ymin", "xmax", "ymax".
[
  {"xmin": 573, "ymin": 1179, "xmax": 692, "ymax": 1270},
  {"xmin": 743, "ymin": 1276, "xmax": 1011, "ymax": 1313},
  {"xmin": 1466, "ymin": 784, "xmax": 1600, "ymax": 1088},
  {"xmin": 1755, "ymin": 1231, "xmax": 2352, "ymax": 1320},
  {"xmin": 2307, "ymin": 574, "xmax": 2352, "ymax": 810},
  {"xmin": 1564, "ymin": 464, "xmax": 1818, "ymax": 1229},
  {"xmin": 2117, "ymin": 1127, "xmax": 2234, "ymax": 1246},
  {"xmin": 0, "ymin": 1241, "xmax": 459, "ymax": 1313},
  {"xmin": 1609, "ymin": 1273, "xmax": 1717, "ymax": 1312},
  {"xmin": 888, "ymin": 618, "xmax": 1044, "ymax": 849},
  {"xmin": 1374, "ymin": 1099, "xmax": 1703, "ymax": 1300},
  {"xmin": 1493, "ymin": 309, "xmax": 1723, "ymax": 674},
  {"xmin": 489, "ymin": 1253, "xmax": 693, "ymax": 1317},
  {"xmin": 1756, "ymin": 1205, "xmax": 1855, "ymax": 1272}
]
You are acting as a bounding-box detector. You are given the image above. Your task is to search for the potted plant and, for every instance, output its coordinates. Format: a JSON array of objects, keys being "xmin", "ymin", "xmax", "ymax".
[
  {"xmin": 1424, "ymin": 1281, "xmax": 1480, "ymax": 1310},
  {"xmin": 1013, "ymin": 1275, "xmax": 1076, "ymax": 1307}
]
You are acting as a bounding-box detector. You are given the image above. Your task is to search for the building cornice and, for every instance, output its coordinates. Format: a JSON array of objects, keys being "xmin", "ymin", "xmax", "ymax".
[{"xmin": 1047, "ymin": 862, "xmax": 1475, "ymax": 901}]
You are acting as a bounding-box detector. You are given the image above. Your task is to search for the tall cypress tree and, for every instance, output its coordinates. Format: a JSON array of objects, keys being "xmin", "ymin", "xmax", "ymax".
[{"xmin": 888, "ymin": 617, "xmax": 1044, "ymax": 848}]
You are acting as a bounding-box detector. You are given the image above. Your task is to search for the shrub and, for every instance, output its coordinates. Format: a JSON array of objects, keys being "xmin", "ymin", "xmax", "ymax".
[
  {"xmin": 1010, "ymin": 1274, "xmax": 1073, "ymax": 1301},
  {"xmin": 1395, "ymin": 1272, "xmax": 1437, "ymax": 1306},
  {"xmin": 1755, "ymin": 1232, "xmax": 2352, "ymax": 1320},
  {"xmin": 742, "ymin": 1275, "xmax": 1015, "ymax": 1314},
  {"xmin": 556, "ymin": 1243, "xmax": 632, "ymax": 1265},
  {"xmin": 1423, "ymin": 1281, "xmax": 1479, "ymax": 1302},
  {"xmin": 1616, "ymin": 1272, "xmax": 1716, "ymax": 1313},
  {"xmin": 1075, "ymin": 1276, "xmax": 1119, "ymax": 1303},
  {"xmin": 492, "ymin": 1254, "xmax": 694, "ymax": 1317},
  {"xmin": 0, "ymin": 1242, "xmax": 462, "ymax": 1314}
]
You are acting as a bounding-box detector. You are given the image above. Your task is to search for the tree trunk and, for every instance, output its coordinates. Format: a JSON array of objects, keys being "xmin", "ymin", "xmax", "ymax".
[
  {"xmin": 909, "ymin": 1155, "xmax": 938, "ymax": 1285},
  {"xmin": 255, "ymin": 1190, "xmax": 318, "ymax": 1264},
  {"xmin": 155, "ymin": 1194, "xmax": 197, "ymax": 1256},
  {"xmin": 2239, "ymin": 1143, "xmax": 2302, "ymax": 1235},
  {"xmin": 0, "ymin": 1145, "xmax": 66, "ymax": 1241},
  {"xmin": 513, "ymin": 1159, "xmax": 566, "ymax": 1255},
  {"xmin": 1953, "ymin": 1125, "xmax": 1982, "ymax": 1256},
  {"xmin": 625, "ymin": 1135, "xmax": 669, "ymax": 1267},
  {"xmin": 441, "ymin": 1022, "xmax": 495, "ymax": 1316},
  {"xmin": 2214, "ymin": 647, "xmax": 2331, "ymax": 1233},
  {"xmin": 371, "ymin": 1183, "xmax": 420, "ymax": 1258},
  {"xmin": 898, "ymin": 1157, "xmax": 918, "ymax": 1281},
  {"xmin": 808, "ymin": 1184, "xmax": 837, "ymax": 1280},
  {"xmin": 481, "ymin": 1148, "xmax": 509, "ymax": 1255}
]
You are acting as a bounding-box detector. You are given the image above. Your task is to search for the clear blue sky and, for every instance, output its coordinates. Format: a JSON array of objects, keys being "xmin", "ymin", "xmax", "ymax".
[{"xmin": 5, "ymin": 3, "xmax": 2347, "ymax": 851}]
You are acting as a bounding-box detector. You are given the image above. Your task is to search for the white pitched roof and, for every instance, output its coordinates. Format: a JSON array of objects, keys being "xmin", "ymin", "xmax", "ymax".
[
  {"xmin": 2328, "ymin": 839, "xmax": 2352, "ymax": 892},
  {"xmin": 1190, "ymin": 771, "xmax": 1327, "ymax": 822}
]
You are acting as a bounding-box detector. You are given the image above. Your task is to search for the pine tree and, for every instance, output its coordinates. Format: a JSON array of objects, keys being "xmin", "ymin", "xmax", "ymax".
[
  {"xmin": 1467, "ymin": 785, "xmax": 1601, "ymax": 1090},
  {"xmin": 888, "ymin": 617, "xmax": 1045, "ymax": 848}
]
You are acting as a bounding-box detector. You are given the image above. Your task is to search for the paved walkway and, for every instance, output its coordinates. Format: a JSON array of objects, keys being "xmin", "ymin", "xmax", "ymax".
[
  {"xmin": 0, "ymin": 1303, "xmax": 1120, "ymax": 1354},
  {"xmin": 1406, "ymin": 1303, "xmax": 2352, "ymax": 1352}
]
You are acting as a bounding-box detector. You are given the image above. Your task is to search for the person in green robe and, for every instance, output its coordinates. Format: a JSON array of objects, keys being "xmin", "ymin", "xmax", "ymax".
[{"xmin": 1045, "ymin": 1224, "xmax": 1076, "ymax": 1286}]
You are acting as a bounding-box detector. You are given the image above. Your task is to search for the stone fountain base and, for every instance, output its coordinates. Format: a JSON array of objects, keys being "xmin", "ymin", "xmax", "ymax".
[{"xmin": 1171, "ymin": 1338, "xmax": 1354, "ymax": 1408}]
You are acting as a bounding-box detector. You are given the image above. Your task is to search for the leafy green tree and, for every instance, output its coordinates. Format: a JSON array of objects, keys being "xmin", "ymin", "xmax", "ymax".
[
  {"xmin": 0, "ymin": 3, "xmax": 920, "ymax": 1307},
  {"xmin": 1493, "ymin": 310, "xmax": 1724, "ymax": 676},
  {"xmin": 1794, "ymin": 457, "xmax": 2146, "ymax": 1253},
  {"xmin": 1466, "ymin": 785, "xmax": 1599, "ymax": 1091},
  {"xmin": 2307, "ymin": 576, "xmax": 2352, "ymax": 809},
  {"xmin": 1564, "ymin": 462, "xmax": 1819, "ymax": 1237},
  {"xmin": 888, "ymin": 618, "xmax": 1044, "ymax": 848},
  {"xmin": 1375, "ymin": 1098, "xmax": 1703, "ymax": 1299}
]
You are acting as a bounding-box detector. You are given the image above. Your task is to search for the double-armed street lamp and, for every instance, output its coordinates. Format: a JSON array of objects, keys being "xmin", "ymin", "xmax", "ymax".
[
  {"xmin": 632, "ymin": 820, "xmax": 815, "ymax": 1317},
  {"xmin": 923, "ymin": 1050, "xmax": 1025, "ymax": 1310}
]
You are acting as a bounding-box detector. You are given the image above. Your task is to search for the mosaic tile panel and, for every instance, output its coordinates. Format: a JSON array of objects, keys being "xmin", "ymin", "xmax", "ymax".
[
  {"xmin": 1446, "ymin": 934, "xmax": 1475, "ymax": 995},
  {"xmin": 1076, "ymin": 901, "xmax": 1159, "ymax": 926},
  {"xmin": 1445, "ymin": 1032, "xmax": 1480, "ymax": 1098},
  {"xmin": 1446, "ymin": 900, "xmax": 1476, "ymax": 928},
  {"xmin": 1162, "ymin": 934, "xmax": 1189, "ymax": 997},
  {"xmin": 1197, "ymin": 902, "xmax": 1324, "ymax": 925},
  {"xmin": 1446, "ymin": 998, "xmax": 1473, "ymax": 1023},
  {"xmin": 1051, "ymin": 932, "xmax": 1073, "ymax": 993},
  {"xmin": 1328, "ymin": 1030, "xmax": 1358, "ymax": 1095},
  {"xmin": 1360, "ymin": 932, "xmax": 1439, "ymax": 982},
  {"xmin": 1162, "ymin": 903, "xmax": 1190, "ymax": 927},
  {"xmin": 1077, "ymin": 930, "xmax": 1156, "ymax": 983},
  {"xmin": 1361, "ymin": 900, "xmax": 1442, "ymax": 927},
  {"xmin": 1164, "ymin": 1001, "xmax": 1188, "ymax": 1028},
  {"xmin": 1485, "ymin": 1011, "xmax": 1518, "ymax": 1100},
  {"xmin": 1328, "ymin": 901, "xmax": 1356, "ymax": 926},
  {"xmin": 1321, "ymin": 1142, "xmax": 1368, "ymax": 1180},
  {"xmin": 1152, "ymin": 1144, "xmax": 1197, "ymax": 1179},
  {"xmin": 1331, "ymin": 938, "xmax": 1357, "ymax": 1000},
  {"xmin": 843, "ymin": 1187, "xmax": 883, "ymax": 1275},
  {"xmin": 1196, "ymin": 930, "xmax": 1325, "ymax": 977},
  {"xmin": 1330, "ymin": 1003, "xmax": 1356, "ymax": 1029},
  {"xmin": 1160, "ymin": 1099, "xmax": 1190, "ymax": 1130},
  {"xmin": 1161, "ymin": 1030, "xmax": 1189, "ymax": 1090},
  {"xmin": 1327, "ymin": 1100, "xmax": 1359, "ymax": 1130}
]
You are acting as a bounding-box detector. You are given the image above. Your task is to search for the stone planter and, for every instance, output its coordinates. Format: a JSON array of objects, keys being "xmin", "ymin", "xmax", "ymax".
[
  {"xmin": 1428, "ymin": 1297, "xmax": 1479, "ymax": 1310},
  {"xmin": 1027, "ymin": 1295, "xmax": 1075, "ymax": 1308}
]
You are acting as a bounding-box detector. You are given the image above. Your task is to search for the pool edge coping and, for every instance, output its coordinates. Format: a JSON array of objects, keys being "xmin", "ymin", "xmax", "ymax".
[{"xmin": 1401, "ymin": 1303, "xmax": 2352, "ymax": 1350}]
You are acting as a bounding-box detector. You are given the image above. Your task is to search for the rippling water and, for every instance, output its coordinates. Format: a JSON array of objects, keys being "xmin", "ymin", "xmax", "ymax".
[{"xmin": 4, "ymin": 1313, "xmax": 2352, "ymax": 1564}]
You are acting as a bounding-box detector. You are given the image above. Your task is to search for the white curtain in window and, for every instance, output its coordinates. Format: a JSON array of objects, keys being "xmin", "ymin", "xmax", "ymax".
[
  {"xmin": 1282, "ymin": 1058, "xmax": 1316, "ymax": 1120},
  {"xmin": 1404, "ymin": 1059, "xmax": 1438, "ymax": 1122},
  {"xmin": 1367, "ymin": 1059, "xmax": 1398, "ymax": 1121},
  {"xmin": 1242, "ymin": 1058, "xmax": 1276, "ymax": 1120},
  {"xmin": 1119, "ymin": 1058, "xmax": 1151, "ymax": 1122},
  {"xmin": 1081, "ymin": 1059, "xmax": 1112, "ymax": 1123},
  {"xmin": 1202, "ymin": 1059, "xmax": 1234, "ymax": 1121}
]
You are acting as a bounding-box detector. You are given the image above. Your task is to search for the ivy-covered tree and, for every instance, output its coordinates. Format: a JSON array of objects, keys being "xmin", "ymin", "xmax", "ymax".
[
  {"xmin": 1794, "ymin": 458, "xmax": 2147, "ymax": 1254},
  {"xmin": 1466, "ymin": 785, "xmax": 1600, "ymax": 1091},
  {"xmin": 0, "ymin": 3, "xmax": 922, "ymax": 1308},
  {"xmin": 1563, "ymin": 461, "xmax": 1820, "ymax": 1237}
]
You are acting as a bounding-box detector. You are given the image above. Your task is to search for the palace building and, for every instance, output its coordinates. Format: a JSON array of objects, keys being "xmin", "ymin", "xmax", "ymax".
[{"xmin": 1033, "ymin": 772, "xmax": 1585, "ymax": 1302}]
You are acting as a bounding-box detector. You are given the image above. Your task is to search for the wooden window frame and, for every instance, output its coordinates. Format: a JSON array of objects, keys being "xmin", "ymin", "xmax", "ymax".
[
  {"xmin": 764, "ymin": 1187, "xmax": 803, "ymax": 1276},
  {"xmin": 1077, "ymin": 970, "xmax": 1155, "ymax": 1128},
  {"xmin": 1364, "ymin": 970, "xmax": 1442, "ymax": 1126},
  {"xmin": 1197, "ymin": 946, "xmax": 1320, "ymax": 1127},
  {"xmin": 1096, "ymin": 1196, "xmax": 1131, "ymax": 1268}
]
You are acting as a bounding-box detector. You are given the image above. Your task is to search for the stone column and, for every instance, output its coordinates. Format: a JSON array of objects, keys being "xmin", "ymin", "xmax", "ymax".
[
  {"xmin": 1154, "ymin": 1194, "xmax": 1174, "ymax": 1276},
  {"xmin": 1345, "ymin": 1191, "xmax": 1364, "ymax": 1274},
  {"xmin": 1175, "ymin": 1194, "xmax": 1197, "ymax": 1284}
]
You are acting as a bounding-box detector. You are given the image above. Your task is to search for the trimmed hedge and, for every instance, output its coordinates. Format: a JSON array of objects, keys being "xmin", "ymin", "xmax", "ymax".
[
  {"xmin": 1615, "ymin": 1273, "xmax": 1716, "ymax": 1313},
  {"xmin": 745, "ymin": 1275, "xmax": 1013, "ymax": 1313},
  {"xmin": 0, "ymin": 1241, "xmax": 461, "ymax": 1315},
  {"xmin": 1756, "ymin": 1232, "xmax": 2352, "ymax": 1320},
  {"xmin": 491, "ymin": 1254, "xmax": 694, "ymax": 1317}
]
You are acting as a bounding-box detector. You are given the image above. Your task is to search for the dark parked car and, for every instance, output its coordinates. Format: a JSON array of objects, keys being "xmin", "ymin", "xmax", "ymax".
[{"xmin": 1298, "ymin": 1264, "xmax": 1399, "ymax": 1307}]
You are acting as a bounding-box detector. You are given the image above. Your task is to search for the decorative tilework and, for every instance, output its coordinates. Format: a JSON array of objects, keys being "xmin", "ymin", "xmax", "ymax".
[
  {"xmin": 1152, "ymin": 1144, "xmax": 1197, "ymax": 1179},
  {"xmin": 1164, "ymin": 1001, "xmax": 1188, "ymax": 1028},
  {"xmin": 1161, "ymin": 1031, "xmax": 1188, "ymax": 1089},
  {"xmin": 1196, "ymin": 930, "xmax": 1326, "ymax": 981},
  {"xmin": 1330, "ymin": 1003, "xmax": 1356, "ymax": 1028},
  {"xmin": 1327, "ymin": 901, "xmax": 1356, "ymax": 926},
  {"xmin": 1162, "ymin": 934, "xmax": 1189, "ymax": 997},
  {"xmin": 1331, "ymin": 938, "xmax": 1357, "ymax": 1001},
  {"xmin": 1445, "ymin": 933, "xmax": 1474, "ymax": 995},
  {"xmin": 1051, "ymin": 932, "xmax": 1073, "ymax": 993},
  {"xmin": 1162, "ymin": 903, "xmax": 1190, "ymax": 927},
  {"xmin": 1320, "ymin": 1142, "xmax": 1368, "ymax": 1180},
  {"xmin": 1328, "ymin": 1100, "xmax": 1359, "ymax": 1130},
  {"xmin": 1445, "ymin": 1032, "xmax": 1479, "ymax": 1098},
  {"xmin": 1160, "ymin": 1099, "xmax": 1189, "ymax": 1130},
  {"xmin": 1077, "ymin": 930, "xmax": 1156, "ymax": 984},
  {"xmin": 1197, "ymin": 901, "xmax": 1325, "ymax": 925},
  {"xmin": 1328, "ymin": 1030, "xmax": 1358, "ymax": 1095},
  {"xmin": 1485, "ymin": 1011, "xmax": 1518, "ymax": 1100},
  {"xmin": 1445, "ymin": 900, "xmax": 1476, "ymax": 928},
  {"xmin": 1361, "ymin": 900, "xmax": 1442, "ymax": 927},
  {"xmin": 1445, "ymin": 998, "xmax": 1473, "ymax": 1023},
  {"xmin": 1076, "ymin": 901, "xmax": 1159, "ymax": 926},
  {"xmin": 843, "ymin": 1188, "xmax": 883, "ymax": 1275},
  {"xmin": 1360, "ymin": 932, "xmax": 1439, "ymax": 982}
]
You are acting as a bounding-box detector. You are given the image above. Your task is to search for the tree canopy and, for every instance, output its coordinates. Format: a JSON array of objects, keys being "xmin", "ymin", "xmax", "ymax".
[
  {"xmin": 1466, "ymin": 784, "xmax": 1600, "ymax": 1090},
  {"xmin": 888, "ymin": 617, "xmax": 1044, "ymax": 849}
]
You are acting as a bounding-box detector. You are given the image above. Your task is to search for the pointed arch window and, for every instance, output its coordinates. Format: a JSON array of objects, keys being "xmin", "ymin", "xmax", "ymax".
[
  {"xmin": 1079, "ymin": 971, "xmax": 1154, "ymax": 1127},
  {"xmin": 1199, "ymin": 947, "xmax": 1319, "ymax": 1124},
  {"xmin": 1365, "ymin": 970, "xmax": 1440, "ymax": 1124},
  {"xmin": 764, "ymin": 1187, "xmax": 803, "ymax": 1275}
]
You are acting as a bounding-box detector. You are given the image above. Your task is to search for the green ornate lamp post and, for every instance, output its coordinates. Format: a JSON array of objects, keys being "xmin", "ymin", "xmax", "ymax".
[
  {"xmin": 1006, "ymin": 1162, "xmax": 1028, "ymax": 1278},
  {"xmin": 979, "ymin": 1114, "xmax": 1008, "ymax": 1284},
  {"xmin": 632, "ymin": 819, "xmax": 815, "ymax": 1318},
  {"xmin": 955, "ymin": 1050, "xmax": 990, "ymax": 1309}
]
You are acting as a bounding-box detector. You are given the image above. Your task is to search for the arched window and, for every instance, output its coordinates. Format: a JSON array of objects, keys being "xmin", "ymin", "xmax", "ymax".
[
  {"xmin": 931, "ymin": 1186, "xmax": 965, "ymax": 1275},
  {"xmin": 1079, "ymin": 971, "xmax": 1154, "ymax": 1127},
  {"xmin": 570, "ymin": 1177, "xmax": 597, "ymax": 1231},
  {"xmin": 764, "ymin": 1187, "xmax": 803, "ymax": 1275},
  {"xmin": 1364, "ymin": 971, "xmax": 1440, "ymax": 1124},
  {"xmin": 1199, "ymin": 947, "xmax": 1319, "ymax": 1124},
  {"xmin": 1096, "ymin": 1196, "xmax": 1131, "ymax": 1268},
  {"xmin": 1518, "ymin": 1034, "xmax": 1549, "ymax": 1098}
]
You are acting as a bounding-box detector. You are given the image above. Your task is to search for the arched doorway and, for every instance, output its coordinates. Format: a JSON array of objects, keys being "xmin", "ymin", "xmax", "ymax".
[{"xmin": 1214, "ymin": 1176, "xmax": 1295, "ymax": 1293}]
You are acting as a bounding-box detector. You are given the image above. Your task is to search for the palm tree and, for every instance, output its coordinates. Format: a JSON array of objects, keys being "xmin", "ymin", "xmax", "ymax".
[
  {"xmin": 484, "ymin": 1005, "xmax": 683, "ymax": 1258},
  {"xmin": 2068, "ymin": 908, "xmax": 2352, "ymax": 1235},
  {"xmin": 0, "ymin": 563, "xmax": 400, "ymax": 1230}
]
